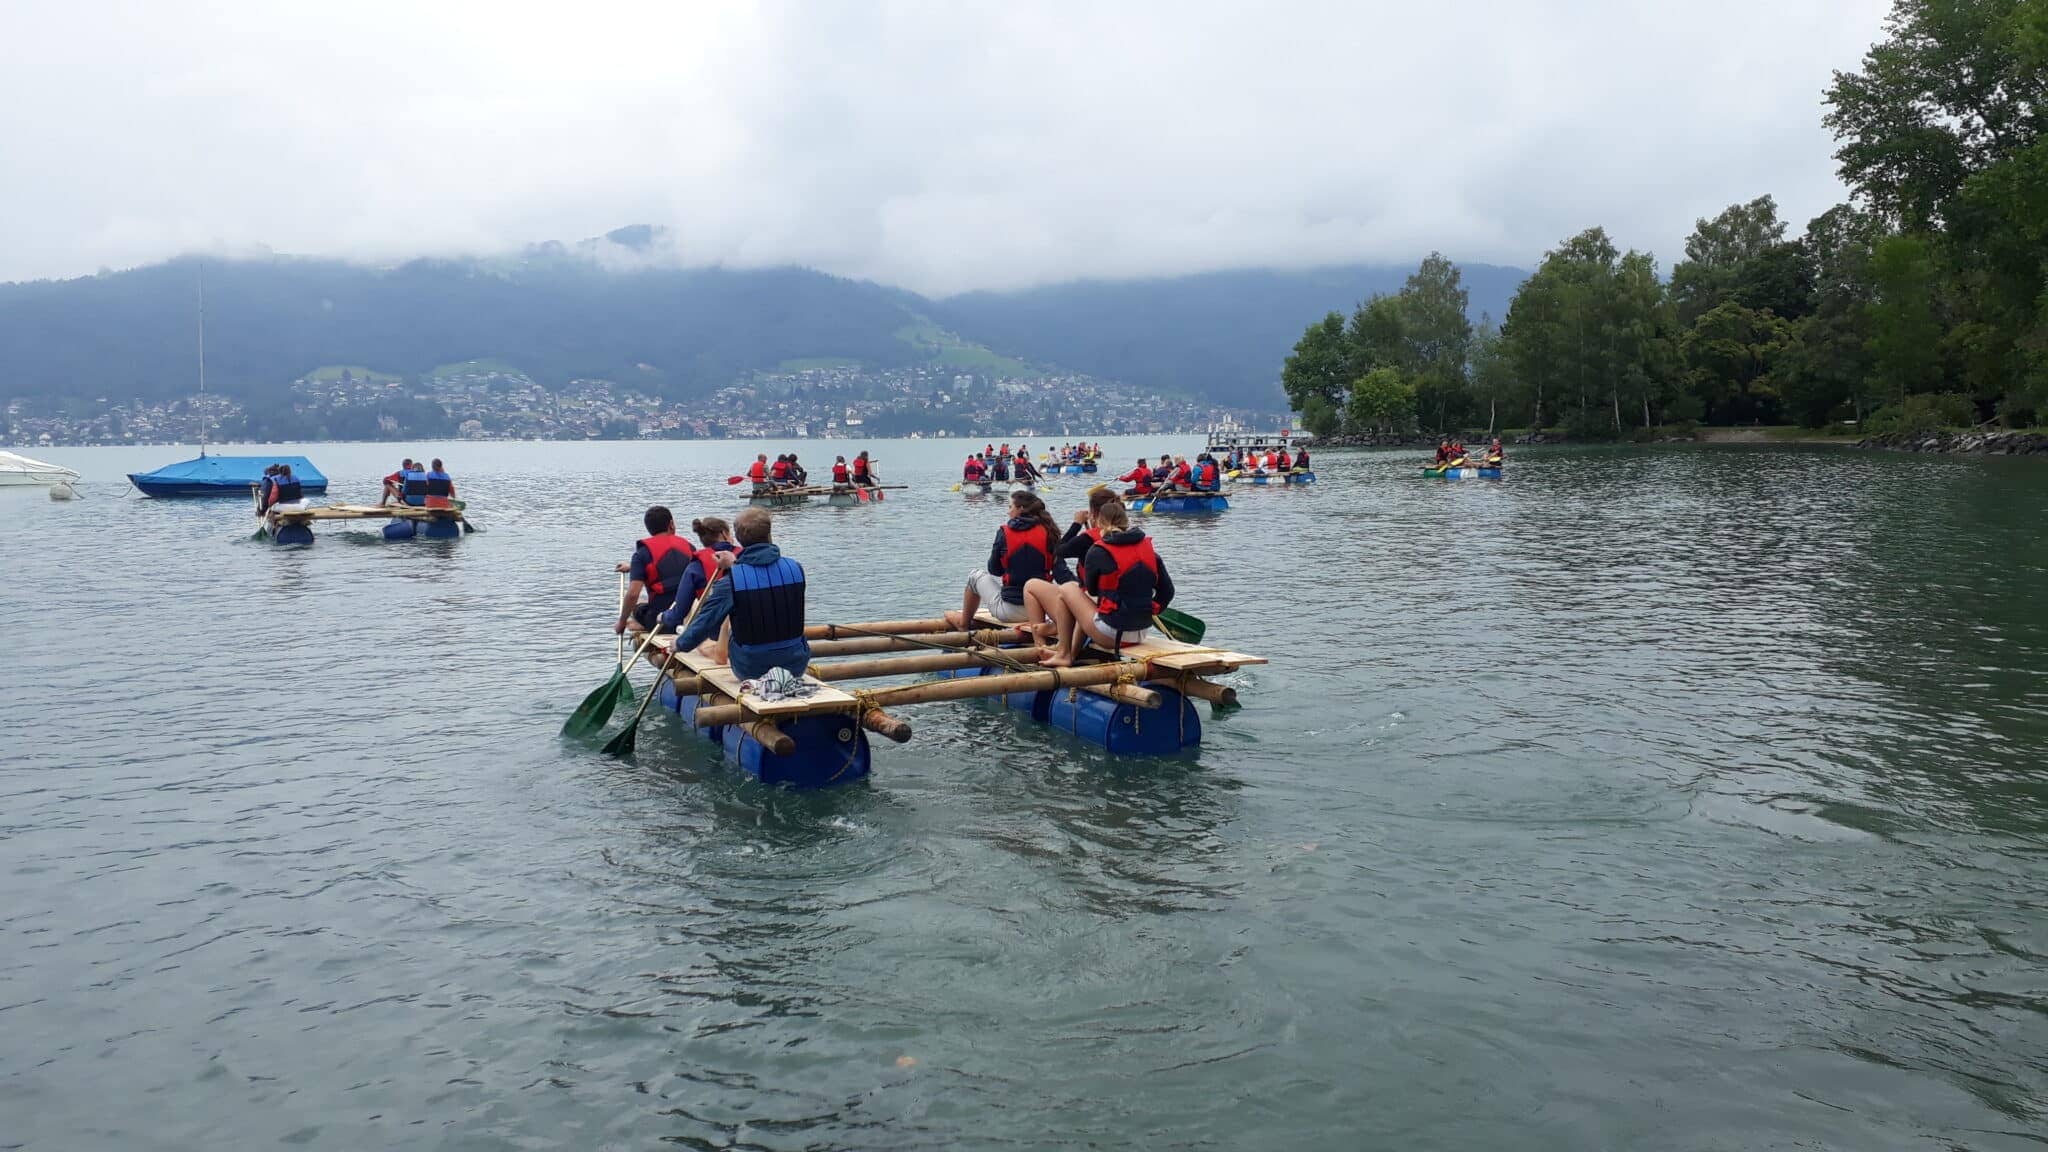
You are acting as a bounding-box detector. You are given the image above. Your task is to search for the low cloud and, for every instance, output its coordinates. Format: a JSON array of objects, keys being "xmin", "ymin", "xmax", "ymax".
[{"xmin": 0, "ymin": 0, "xmax": 1889, "ymax": 292}]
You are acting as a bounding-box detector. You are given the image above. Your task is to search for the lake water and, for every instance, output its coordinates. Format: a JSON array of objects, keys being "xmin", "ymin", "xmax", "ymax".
[{"xmin": 3, "ymin": 439, "xmax": 2044, "ymax": 1150}]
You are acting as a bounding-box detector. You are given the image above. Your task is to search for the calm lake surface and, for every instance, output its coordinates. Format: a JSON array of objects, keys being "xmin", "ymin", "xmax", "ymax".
[{"xmin": 3, "ymin": 439, "xmax": 2044, "ymax": 1150}]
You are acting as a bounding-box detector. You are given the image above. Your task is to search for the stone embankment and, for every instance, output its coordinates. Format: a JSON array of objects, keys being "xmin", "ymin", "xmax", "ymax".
[{"xmin": 1857, "ymin": 429, "xmax": 2048, "ymax": 454}]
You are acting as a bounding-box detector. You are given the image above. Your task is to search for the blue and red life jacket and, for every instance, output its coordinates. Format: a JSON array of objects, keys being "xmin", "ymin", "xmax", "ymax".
[
  {"xmin": 1093, "ymin": 534, "xmax": 1162, "ymax": 634},
  {"xmin": 639, "ymin": 533, "xmax": 692, "ymax": 612},
  {"xmin": 997, "ymin": 520, "xmax": 1058, "ymax": 602}
]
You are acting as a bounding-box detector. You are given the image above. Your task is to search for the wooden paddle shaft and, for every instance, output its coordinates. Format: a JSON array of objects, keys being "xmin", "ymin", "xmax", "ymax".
[{"xmin": 806, "ymin": 628, "xmax": 1030, "ymax": 658}]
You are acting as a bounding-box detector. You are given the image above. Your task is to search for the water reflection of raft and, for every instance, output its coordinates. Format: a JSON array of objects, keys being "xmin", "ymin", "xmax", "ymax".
[
  {"xmin": 642, "ymin": 617, "xmax": 1264, "ymax": 788},
  {"xmin": 1141, "ymin": 492, "xmax": 1230, "ymax": 514},
  {"xmin": 1423, "ymin": 466, "xmax": 1503, "ymax": 479},
  {"xmin": 258, "ymin": 501, "xmax": 468, "ymax": 545}
]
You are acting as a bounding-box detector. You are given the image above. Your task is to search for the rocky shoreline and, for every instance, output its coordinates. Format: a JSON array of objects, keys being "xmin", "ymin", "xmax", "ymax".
[{"xmin": 1856, "ymin": 429, "xmax": 2048, "ymax": 455}]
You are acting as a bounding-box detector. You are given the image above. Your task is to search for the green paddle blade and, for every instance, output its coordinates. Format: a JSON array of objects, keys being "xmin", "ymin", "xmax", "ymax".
[
  {"xmin": 562, "ymin": 671, "xmax": 629, "ymax": 738},
  {"xmin": 600, "ymin": 718, "xmax": 640, "ymax": 757},
  {"xmin": 1156, "ymin": 607, "xmax": 1206, "ymax": 644}
]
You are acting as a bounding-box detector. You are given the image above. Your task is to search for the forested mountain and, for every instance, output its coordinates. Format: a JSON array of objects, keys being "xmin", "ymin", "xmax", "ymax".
[
  {"xmin": 0, "ymin": 252, "xmax": 927, "ymax": 404},
  {"xmin": 935, "ymin": 265, "xmax": 1525, "ymax": 409},
  {"xmin": 0, "ymin": 244, "xmax": 1523, "ymax": 412}
]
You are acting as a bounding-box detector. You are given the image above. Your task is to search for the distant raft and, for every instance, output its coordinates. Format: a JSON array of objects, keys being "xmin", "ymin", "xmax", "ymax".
[
  {"xmin": 1140, "ymin": 492, "xmax": 1230, "ymax": 514},
  {"xmin": 1423, "ymin": 465, "xmax": 1502, "ymax": 480},
  {"xmin": 1237, "ymin": 470, "xmax": 1316, "ymax": 486},
  {"xmin": 258, "ymin": 501, "xmax": 468, "ymax": 545},
  {"xmin": 753, "ymin": 484, "xmax": 903, "ymax": 508},
  {"xmin": 637, "ymin": 615, "xmax": 1263, "ymax": 789}
]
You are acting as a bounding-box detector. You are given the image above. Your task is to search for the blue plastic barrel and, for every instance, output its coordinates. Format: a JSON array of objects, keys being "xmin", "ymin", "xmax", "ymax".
[
  {"xmin": 421, "ymin": 517, "xmax": 462, "ymax": 539},
  {"xmin": 382, "ymin": 519, "xmax": 417, "ymax": 540},
  {"xmin": 655, "ymin": 677, "xmax": 870, "ymax": 787}
]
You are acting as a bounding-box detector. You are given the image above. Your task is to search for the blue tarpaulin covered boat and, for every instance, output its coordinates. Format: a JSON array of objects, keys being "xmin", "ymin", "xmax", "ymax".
[{"xmin": 128, "ymin": 454, "xmax": 329, "ymax": 498}]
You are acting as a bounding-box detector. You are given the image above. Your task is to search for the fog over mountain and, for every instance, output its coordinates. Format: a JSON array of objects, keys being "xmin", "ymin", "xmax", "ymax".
[
  {"xmin": 0, "ymin": 1, "xmax": 1887, "ymax": 292},
  {"xmin": 0, "ymin": 232, "xmax": 1520, "ymax": 409}
]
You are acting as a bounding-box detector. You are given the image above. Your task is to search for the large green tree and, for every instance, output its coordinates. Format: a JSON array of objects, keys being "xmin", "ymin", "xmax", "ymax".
[{"xmin": 1281, "ymin": 311, "xmax": 1354, "ymax": 418}]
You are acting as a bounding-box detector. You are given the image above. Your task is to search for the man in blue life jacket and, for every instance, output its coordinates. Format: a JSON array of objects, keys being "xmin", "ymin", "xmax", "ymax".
[
  {"xmin": 399, "ymin": 463, "xmax": 431, "ymax": 506},
  {"xmin": 423, "ymin": 458, "xmax": 456, "ymax": 505},
  {"xmin": 663, "ymin": 506, "xmax": 810, "ymax": 680}
]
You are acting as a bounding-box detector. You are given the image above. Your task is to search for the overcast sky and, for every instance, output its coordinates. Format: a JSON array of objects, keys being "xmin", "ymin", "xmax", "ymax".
[{"xmin": 0, "ymin": 0, "xmax": 1890, "ymax": 294}]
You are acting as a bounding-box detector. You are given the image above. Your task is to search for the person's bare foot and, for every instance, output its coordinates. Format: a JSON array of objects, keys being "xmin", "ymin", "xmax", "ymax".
[
  {"xmin": 943, "ymin": 609, "xmax": 966, "ymax": 629},
  {"xmin": 1038, "ymin": 649, "xmax": 1074, "ymax": 667}
]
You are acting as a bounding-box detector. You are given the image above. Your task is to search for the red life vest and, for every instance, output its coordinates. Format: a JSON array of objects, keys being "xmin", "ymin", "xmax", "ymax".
[
  {"xmin": 832, "ymin": 463, "xmax": 850, "ymax": 483},
  {"xmin": 1121, "ymin": 466, "xmax": 1153, "ymax": 493},
  {"xmin": 747, "ymin": 460, "xmax": 767, "ymax": 482},
  {"xmin": 1277, "ymin": 451, "xmax": 1291, "ymax": 469},
  {"xmin": 771, "ymin": 460, "xmax": 790, "ymax": 480},
  {"xmin": 998, "ymin": 521, "xmax": 1058, "ymax": 594},
  {"xmin": 1094, "ymin": 535, "xmax": 1161, "ymax": 629},
  {"xmin": 691, "ymin": 546, "xmax": 724, "ymax": 600},
  {"xmin": 965, "ymin": 458, "xmax": 985, "ymax": 480},
  {"xmin": 853, "ymin": 459, "xmax": 872, "ymax": 482},
  {"xmin": 639, "ymin": 533, "xmax": 691, "ymax": 598},
  {"xmin": 1195, "ymin": 461, "xmax": 1218, "ymax": 488},
  {"xmin": 1168, "ymin": 463, "xmax": 1191, "ymax": 486}
]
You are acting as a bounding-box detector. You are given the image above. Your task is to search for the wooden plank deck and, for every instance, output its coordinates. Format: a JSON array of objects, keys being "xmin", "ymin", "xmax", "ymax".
[{"xmin": 648, "ymin": 634, "xmax": 860, "ymax": 716}]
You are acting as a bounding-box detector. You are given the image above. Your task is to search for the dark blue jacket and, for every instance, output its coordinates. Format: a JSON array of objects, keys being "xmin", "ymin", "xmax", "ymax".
[{"xmin": 667, "ymin": 543, "xmax": 810, "ymax": 680}]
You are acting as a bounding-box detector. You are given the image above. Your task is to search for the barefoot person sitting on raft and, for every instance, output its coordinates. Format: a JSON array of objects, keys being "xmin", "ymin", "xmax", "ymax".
[
  {"xmin": 944, "ymin": 490, "xmax": 1068, "ymax": 630},
  {"xmin": 662, "ymin": 507, "xmax": 811, "ymax": 681},
  {"xmin": 1024, "ymin": 498, "xmax": 1174, "ymax": 667}
]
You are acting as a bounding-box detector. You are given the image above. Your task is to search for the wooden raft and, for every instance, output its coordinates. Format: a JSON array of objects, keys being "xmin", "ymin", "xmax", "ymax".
[
  {"xmin": 269, "ymin": 502, "xmax": 464, "ymax": 524},
  {"xmin": 643, "ymin": 615, "xmax": 1264, "ymax": 750}
]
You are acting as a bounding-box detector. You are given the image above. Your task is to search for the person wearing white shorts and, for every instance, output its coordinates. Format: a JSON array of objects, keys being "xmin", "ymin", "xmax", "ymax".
[{"xmin": 945, "ymin": 490, "xmax": 1068, "ymax": 631}]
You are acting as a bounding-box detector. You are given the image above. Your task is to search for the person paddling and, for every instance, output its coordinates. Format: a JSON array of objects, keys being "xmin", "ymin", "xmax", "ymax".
[
  {"xmin": 963, "ymin": 454, "xmax": 988, "ymax": 485},
  {"xmin": 665, "ymin": 507, "xmax": 810, "ymax": 680},
  {"xmin": 831, "ymin": 455, "xmax": 851, "ymax": 488},
  {"xmin": 424, "ymin": 458, "xmax": 456, "ymax": 506},
  {"xmin": 614, "ymin": 505, "xmax": 690, "ymax": 636},
  {"xmin": 1118, "ymin": 457, "xmax": 1155, "ymax": 497},
  {"xmin": 852, "ymin": 451, "xmax": 879, "ymax": 487},
  {"xmin": 674, "ymin": 516, "xmax": 737, "ymax": 609},
  {"xmin": 1013, "ymin": 449, "xmax": 1042, "ymax": 485},
  {"xmin": 1486, "ymin": 438, "xmax": 1504, "ymax": 467},
  {"xmin": 747, "ymin": 454, "xmax": 770, "ymax": 489}
]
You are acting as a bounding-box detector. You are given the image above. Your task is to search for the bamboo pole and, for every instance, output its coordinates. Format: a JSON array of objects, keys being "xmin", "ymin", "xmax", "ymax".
[
  {"xmin": 806, "ymin": 627, "xmax": 1028, "ymax": 658},
  {"xmin": 1087, "ymin": 684, "xmax": 1162, "ymax": 709},
  {"xmin": 803, "ymin": 618, "xmax": 954, "ymax": 640},
  {"xmin": 861, "ymin": 709, "xmax": 914, "ymax": 743},
  {"xmin": 809, "ymin": 650, "xmax": 992, "ymax": 680},
  {"xmin": 739, "ymin": 720, "xmax": 794, "ymax": 756},
  {"xmin": 1175, "ymin": 678, "xmax": 1238, "ymax": 707},
  {"xmin": 690, "ymin": 661, "xmax": 1138, "ymax": 728}
]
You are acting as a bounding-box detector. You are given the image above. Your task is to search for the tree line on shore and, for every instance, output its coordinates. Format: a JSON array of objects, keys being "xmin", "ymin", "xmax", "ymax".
[{"xmin": 1284, "ymin": 0, "xmax": 2048, "ymax": 440}]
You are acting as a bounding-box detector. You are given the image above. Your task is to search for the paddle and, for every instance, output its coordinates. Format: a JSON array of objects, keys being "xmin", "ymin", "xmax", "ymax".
[
  {"xmin": 1155, "ymin": 605, "xmax": 1206, "ymax": 644},
  {"xmin": 726, "ymin": 476, "xmax": 746, "ymax": 485},
  {"xmin": 562, "ymin": 591, "xmax": 664, "ymax": 738},
  {"xmin": 603, "ymin": 568, "xmax": 721, "ymax": 757}
]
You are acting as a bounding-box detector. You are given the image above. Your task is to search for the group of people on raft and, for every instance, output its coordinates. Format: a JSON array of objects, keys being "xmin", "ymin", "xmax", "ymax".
[
  {"xmin": 1218, "ymin": 444, "xmax": 1310, "ymax": 475},
  {"xmin": 254, "ymin": 463, "xmax": 307, "ymax": 515},
  {"xmin": 1432, "ymin": 438, "xmax": 1506, "ymax": 469},
  {"xmin": 962, "ymin": 444, "xmax": 1044, "ymax": 485},
  {"xmin": 743, "ymin": 450, "xmax": 883, "ymax": 492},
  {"xmin": 946, "ymin": 486, "xmax": 1173, "ymax": 667},
  {"xmin": 375, "ymin": 457, "xmax": 458, "ymax": 507},
  {"xmin": 1049, "ymin": 442, "xmax": 1101, "ymax": 464},
  {"xmin": 613, "ymin": 481, "xmax": 1178, "ymax": 682},
  {"xmin": 615, "ymin": 504, "xmax": 809, "ymax": 681}
]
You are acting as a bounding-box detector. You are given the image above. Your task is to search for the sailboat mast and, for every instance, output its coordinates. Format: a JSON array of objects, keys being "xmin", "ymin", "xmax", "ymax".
[{"xmin": 197, "ymin": 264, "xmax": 207, "ymax": 455}]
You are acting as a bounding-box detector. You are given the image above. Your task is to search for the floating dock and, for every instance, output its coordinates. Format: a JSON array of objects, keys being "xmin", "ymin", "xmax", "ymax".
[
  {"xmin": 639, "ymin": 615, "xmax": 1263, "ymax": 788},
  {"xmin": 260, "ymin": 502, "xmax": 468, "ymax": 545}
]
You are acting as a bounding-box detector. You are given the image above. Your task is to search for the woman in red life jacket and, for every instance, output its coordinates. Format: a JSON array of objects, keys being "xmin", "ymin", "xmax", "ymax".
[
  {"xmin": 770, "ymin": 455, "xmax": 792, "ymax": 484},
  {"xmin": 963, "ymin": 454, "xmax": 988, "ymax": 483},
  {"xmin": 1162, "ymin": 455, "xmax": 1193, "ymax": 491},
  {"xmin": 852, "ymin": 451, "xmax": 878, "ymax": 485},
  {"xmin": 1276, "ymin": 447, "xmax": 1292, "ymax": 471},
  {"xmin": 746, "ymin": 454, "xmax": 769, "ymax": 486},
  {"xmin": 945, "ymin": 490, "xmax": 1066, "ymax": 629},
  {"xmin": 614, "ymin": 504, "xmax": 692, "ymax": 635},
  {"xmin": 1487, "ymin": 438, "xmax": 1504, "ymax": 466},
  {"xmin": 1030, "ymin": 498, "xmax": 1174, "ymax": 667},
  {"xmin": 1021, "ymin": 486, "xmax": 1118, "ymax": 636},
  {"xmin": 831, "ymin": 456, "xmax": 851, "ymax": 486},
  {"xmin": 1119, "ymin": 458, "xmax": 1155, "ymax": 496},
  {"xmin": 670, "ymin": 516, "xmax": 739, "ymax": 657},
  {"xmin": 1014, "ymin": 449, "xmax": 1042, "ymax": 484}
]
